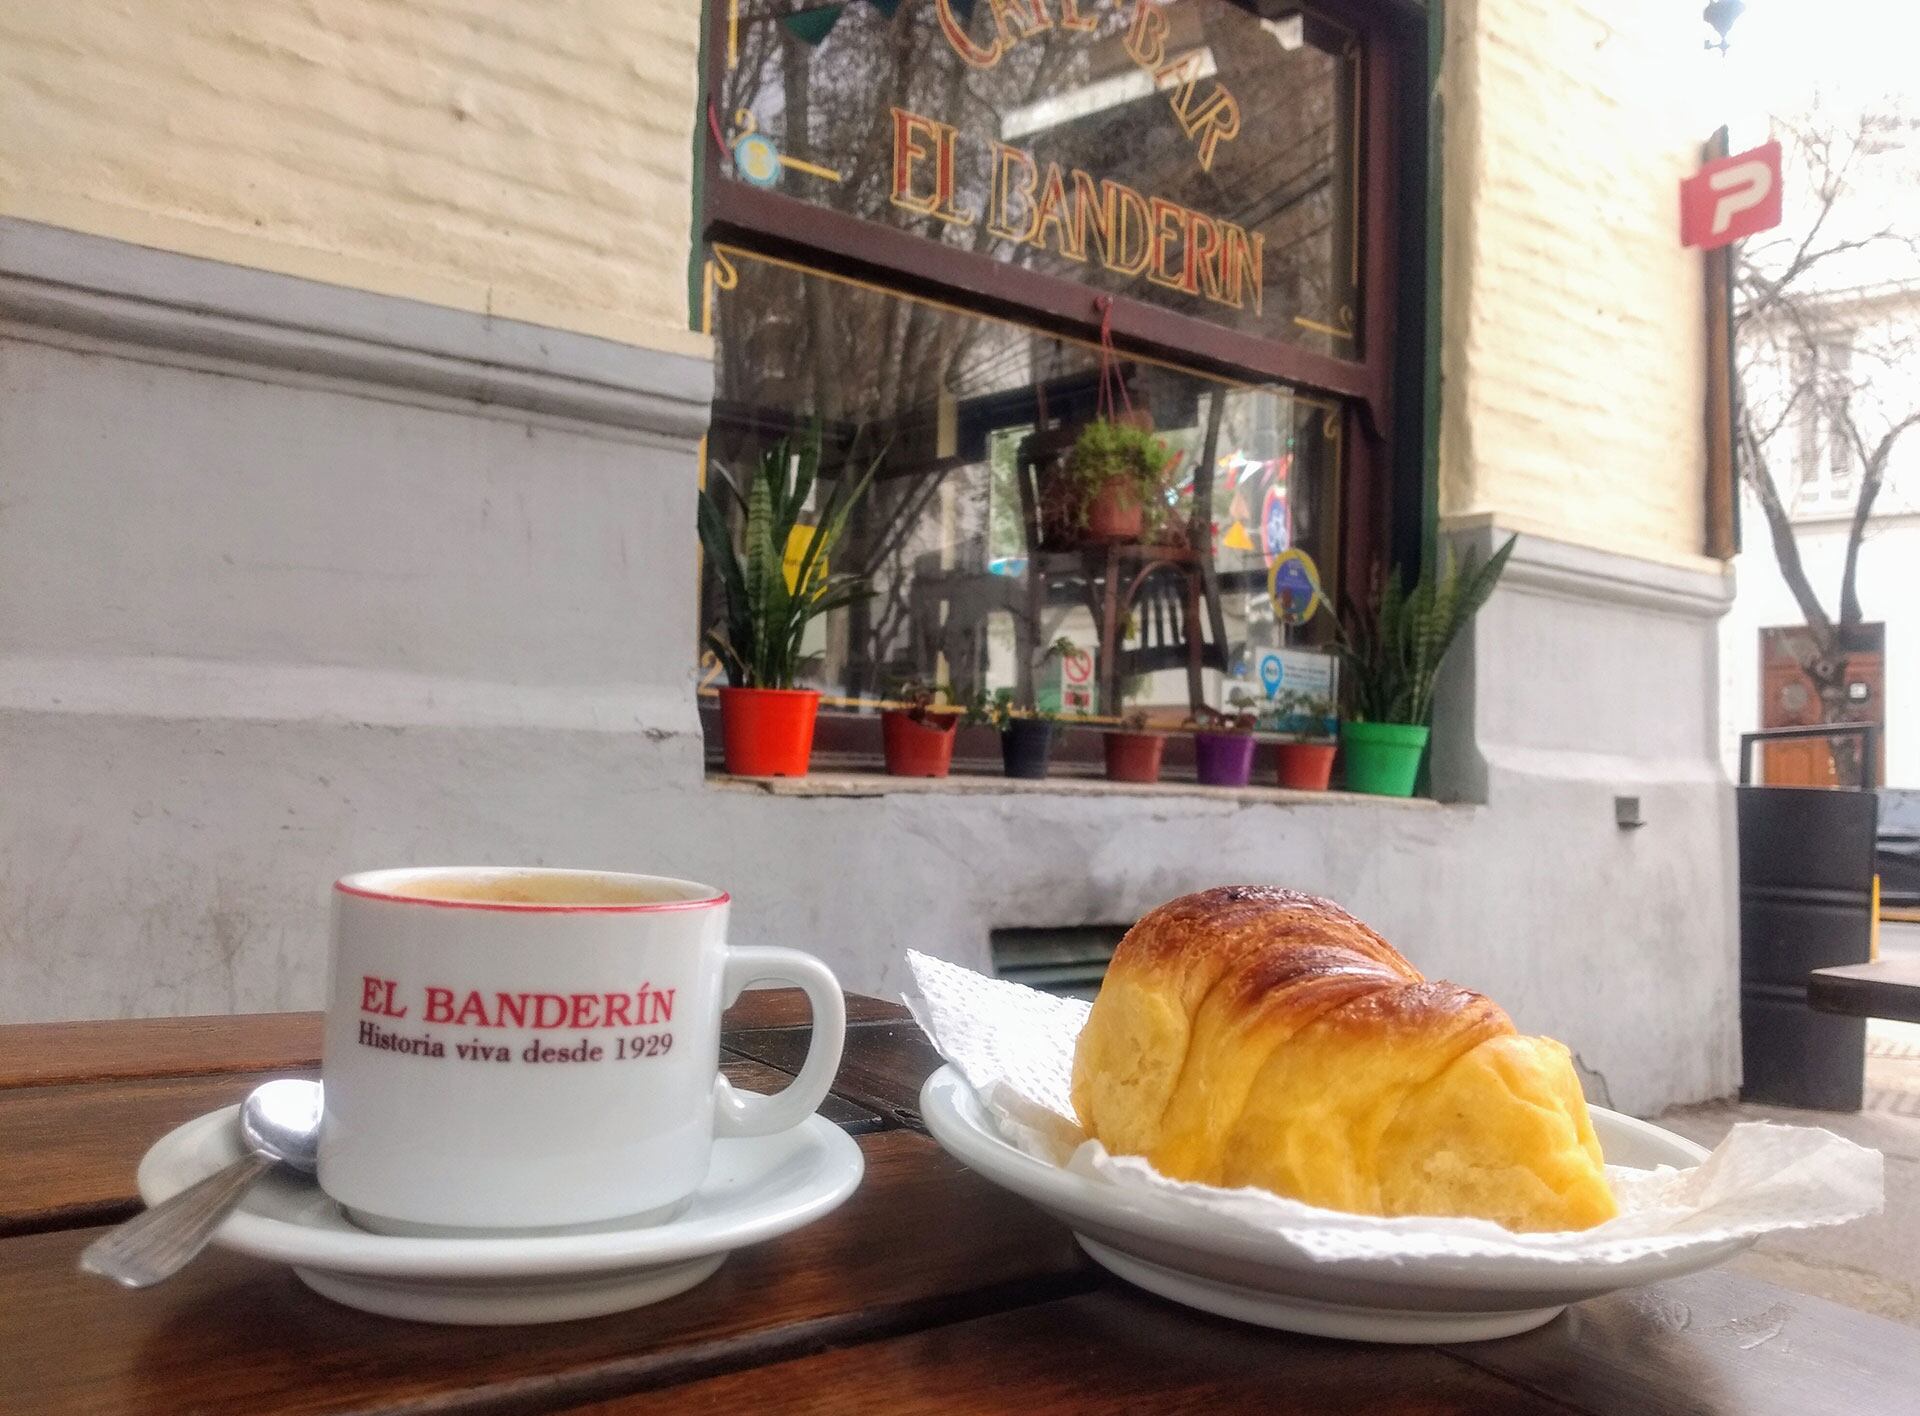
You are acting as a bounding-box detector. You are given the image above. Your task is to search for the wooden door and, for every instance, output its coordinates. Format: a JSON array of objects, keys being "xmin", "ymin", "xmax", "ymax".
[{"xmin": 1758, "ymin": 625, "xmax": 1886, "ymax": 786}]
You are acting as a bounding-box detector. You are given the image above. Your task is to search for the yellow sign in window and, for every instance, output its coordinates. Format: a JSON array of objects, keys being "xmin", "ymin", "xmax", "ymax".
[{"xmin": 783, "ymin": 525, "xmax": 825, "ymax": 593}]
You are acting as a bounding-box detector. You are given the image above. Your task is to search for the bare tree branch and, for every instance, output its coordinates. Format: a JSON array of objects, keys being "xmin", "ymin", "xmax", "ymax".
[
  {"xmin": 1730, "ymin": 107, "xmax": 1920, "ymax": 784},
  {"xmin": 1739, "ymin": 404, "xmax": 1836, "ymax": 644},
  {"xmin": 1837, "ymin": 406, "xmax": 1920, "ymax": 625}
]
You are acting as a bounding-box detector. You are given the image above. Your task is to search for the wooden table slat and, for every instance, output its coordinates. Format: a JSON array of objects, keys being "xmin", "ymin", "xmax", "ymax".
[
  {"xmin": 1809, "ymin": 956, "xmax": 1920, "ymax": 1023},
  {"xmin": 5, "ymin": 990, "xmax": 1919, "ymax": 1416},
  {"xmin": 0, "ymin": 1057, "xmax": 880, "ymax": 1237},
  {"xmin": 1435, "ymin": 1266, "xmax": 1920, "ymax": 1416},
  {"xmin": 576, "ymin": 1271, "xmax": 1920, "ymax": 1416},
  {"xmin": 564, "ymin": 1289, "xmax": 1582, "ymax": 1416},
  {"xmin": 725, "ymin": 1021, "xmax": 944, "ymax": 1131},
  {"xmin": 0, "ymin": 989, "xmax": 908, "ymax": 1090},
  {"xmin": 0, "ymin": 1131, "xmax": 1090, "ymax": 1416},
  {"xmin": 0, "ymin": 1013, "xmax": 324, "ymax": 1092}
]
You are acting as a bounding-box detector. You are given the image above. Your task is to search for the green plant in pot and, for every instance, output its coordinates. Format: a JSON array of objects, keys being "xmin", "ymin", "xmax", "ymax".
[
  {"xmin": 1064, "ymin": 417, "xmax": 1175, "ymax": 544},
  {"xmin": 966, "ymin": 688, "xmax": 1058, "ymax": 780},
  {"xmin": 697, "ymin": 430, "xmax": 878, "ymax": 777},
  {"xmin": 1336, "ymin": 535, "xmax": 1517, "ymax": 797},
  {"xmin": 1274, "ymin": 690, "xmax": 1339, "ymax": 792},
  {"xmin": 881, "ymin": 679, "xmax": 959, "ymax": 778}
]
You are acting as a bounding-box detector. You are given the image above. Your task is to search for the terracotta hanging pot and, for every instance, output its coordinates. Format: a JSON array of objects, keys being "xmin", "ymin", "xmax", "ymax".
[{"xmin": 1084, "ymin": 479, "xmax": 1145, "ymax": 543}]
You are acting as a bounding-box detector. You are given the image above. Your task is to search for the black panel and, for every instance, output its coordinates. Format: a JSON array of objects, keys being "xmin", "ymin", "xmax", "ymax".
[{"xmin": 1736, "ymin": 785, "xmax": 1875, "ymax": 1110}]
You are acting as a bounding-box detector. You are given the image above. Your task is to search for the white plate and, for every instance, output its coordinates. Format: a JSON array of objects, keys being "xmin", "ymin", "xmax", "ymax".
[
  {"xmin": 137, "ymin": 1106, "xmax": 864, "ymax": 1324},
  {"xmin": 919, "ymin": 1065, "xmax": 1754, "ymax": 1343}
]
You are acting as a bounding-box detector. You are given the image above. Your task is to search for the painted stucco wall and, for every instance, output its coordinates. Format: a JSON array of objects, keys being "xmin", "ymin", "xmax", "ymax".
[
  {"xmin": 0, "ymin": 0, "xmax": 705, "ymax": 356},
  {"xmin": 1, "ymin": 221, "xmax": 1738, "ymax": 1114},
  {"xmin": 0, "ymin": 1, "xmax": 1744, "ymax": 1112},
  {"xmin": 1437, "ymin": 0, "xmax": 1712, "ymax": 566},
  {"xmin": 2, "ymin": 0, "xmax": 1711, "ymax": 562}
]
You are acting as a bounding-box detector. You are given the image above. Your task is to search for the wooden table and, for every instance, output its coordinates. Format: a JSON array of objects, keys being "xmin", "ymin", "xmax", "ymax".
[
  {"xmin": 1810, "ymin": 955, "xmax": 1920, "ymax": 1023},
  {"xmin": 2, "ymin": 992, "xmax": 1916, "ymax": 1415}
]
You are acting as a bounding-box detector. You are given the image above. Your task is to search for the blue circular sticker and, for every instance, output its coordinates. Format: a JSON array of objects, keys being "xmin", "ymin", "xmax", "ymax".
[
  {"xmin": 1267, "ymin": 547, "xmax": 1323, "ymax": 626},
  {"xmin": 1259, "ymin": 654, "xmax": 1284, "ymax": 698},
  {"xmin": 1260, "ymin": 485, "xmax": 1290, "ymax": 567},
  {"xmin": 733, "ymin": 133, "xmax": 782, "ymax": 188}
]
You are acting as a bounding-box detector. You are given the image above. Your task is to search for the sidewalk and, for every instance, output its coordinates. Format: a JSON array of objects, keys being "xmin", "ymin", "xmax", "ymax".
[{"xmin": 1658, "ymin": 1017, "xmax": 1920, "ymax": 1326}]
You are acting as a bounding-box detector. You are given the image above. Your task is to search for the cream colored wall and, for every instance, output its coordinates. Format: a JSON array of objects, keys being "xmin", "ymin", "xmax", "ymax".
[
  {"xmin": 0, "ymin": 0, "xmax": 706, "ymax": 357},
  {"xmin": 1437, "ymin": 0, "xmax": 1713, "ymax": 567}
]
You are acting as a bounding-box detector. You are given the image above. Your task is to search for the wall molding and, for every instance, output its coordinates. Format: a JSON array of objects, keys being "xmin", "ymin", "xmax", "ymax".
[
  {"xmin": 1444, "ymin": 518, "xmax": 1735, "ymax": 622},
  {"xmin": 0, "ymin": 218, "xmax": 712, "ymax": 442},
  {"xmin": 0, "ymin": 653, "xmax": 704, "ymax": 738}
]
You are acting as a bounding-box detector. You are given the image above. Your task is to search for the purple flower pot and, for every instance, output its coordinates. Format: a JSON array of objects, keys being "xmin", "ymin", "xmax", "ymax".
[{"xmin": 1193, "ymin": 731, "xmax": 1256, "ymax": 787}]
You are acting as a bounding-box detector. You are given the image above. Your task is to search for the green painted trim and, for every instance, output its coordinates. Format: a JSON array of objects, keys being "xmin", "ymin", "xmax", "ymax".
[
  {"xmin": 1421, "ymin": 0, "xmax": 1444, "ymax": 571},
  {"xmin": 688, "ymin": 4, "xmax": 712, "ymax": 332}
]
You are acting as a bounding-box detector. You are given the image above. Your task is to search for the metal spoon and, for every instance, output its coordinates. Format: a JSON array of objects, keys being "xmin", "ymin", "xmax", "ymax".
[{"xmin": 80, "ymin": 1077, "xmax": 323, "ymax": 1288}]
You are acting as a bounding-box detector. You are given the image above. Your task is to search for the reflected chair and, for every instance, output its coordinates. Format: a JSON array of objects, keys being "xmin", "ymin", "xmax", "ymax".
[{"xmin": 1014, "ymin": 394, "xmax": 1230, "ymax": 715}]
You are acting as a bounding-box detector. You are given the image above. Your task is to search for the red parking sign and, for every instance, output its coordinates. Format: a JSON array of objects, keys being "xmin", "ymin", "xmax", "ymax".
[{"xmin": 1681, "ymin": 140, "xmax": 1782, "ymax": 250}]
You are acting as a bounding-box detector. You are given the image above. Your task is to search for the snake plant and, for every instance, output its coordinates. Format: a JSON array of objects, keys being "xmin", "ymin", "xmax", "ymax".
[
  {"xmin": 1337, "ymin": 535, "xmax": 1517, "ymax": 725},
  {"xmin": 697, "ymin": 431, "xmax": 880, "ymax": 690}
]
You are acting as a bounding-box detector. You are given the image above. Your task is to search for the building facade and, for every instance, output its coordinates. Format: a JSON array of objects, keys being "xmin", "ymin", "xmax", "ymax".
[{"xmin": 0, "ymin": 0, "xmax": 1737, "ymax": 1113}]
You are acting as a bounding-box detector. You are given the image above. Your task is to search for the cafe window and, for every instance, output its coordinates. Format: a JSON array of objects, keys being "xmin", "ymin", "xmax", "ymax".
[{"xmin": 697, "ymin": 0, "xmax": 1415, "ymax": 740}]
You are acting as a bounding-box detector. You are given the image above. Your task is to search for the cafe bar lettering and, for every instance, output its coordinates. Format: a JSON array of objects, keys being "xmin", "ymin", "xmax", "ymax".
[
  {"xmin": 892, "ymin": 0, "xmax": 1265, "ymax": 315},
  {"xmin": 357, "ymin": 975, "xmax": 679, "ymax": 1028}
]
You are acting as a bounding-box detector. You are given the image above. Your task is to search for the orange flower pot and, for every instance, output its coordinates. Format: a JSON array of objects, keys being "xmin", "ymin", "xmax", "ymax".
[
  {"xmin": 1276, "ymin": 741, "xmax": 1338, "ymax": 791},
  {"xmin": 718, "ymin": 687, "xmax": 820, "ymax": 777},
  {"xmin": 1103, "ymin": 730, "xmax": 1166, "ymax": 783},
  {"xmin": 882, "ymin": 710, "xmax": 958, "ymax": 777}
]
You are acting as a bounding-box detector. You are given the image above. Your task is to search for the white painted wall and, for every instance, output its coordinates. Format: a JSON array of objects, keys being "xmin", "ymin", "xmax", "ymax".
[
  {"xmin": 0, "ymin": 229, "xmax": 1739, "ymax": 1114},
  {"xmin": 0, "ymin": 0, "xmax": 1745, "ymax": 1117}
]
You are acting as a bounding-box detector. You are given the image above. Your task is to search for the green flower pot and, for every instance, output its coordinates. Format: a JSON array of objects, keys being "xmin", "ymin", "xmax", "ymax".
[{"xmin": 1340, "ymin": 721, "xmax": 1430, "ymax": 797}]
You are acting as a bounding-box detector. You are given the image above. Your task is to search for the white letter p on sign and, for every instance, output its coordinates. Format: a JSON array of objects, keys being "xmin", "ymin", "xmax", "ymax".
[{"xmin": 1708, "ymin": 159, "xmax": 1773, "ymax": 237}]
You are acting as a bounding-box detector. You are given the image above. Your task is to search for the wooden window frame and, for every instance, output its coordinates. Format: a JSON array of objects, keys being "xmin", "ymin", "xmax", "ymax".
[{"xmin": 696, "ymin": 0, "xmax": 1435, "ymax": 760}]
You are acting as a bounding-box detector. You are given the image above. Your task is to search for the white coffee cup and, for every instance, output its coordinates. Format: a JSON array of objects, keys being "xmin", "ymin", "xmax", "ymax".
[{"xmin": 318, "ymin": 866, "xmax": 846, "ymax": 1233}]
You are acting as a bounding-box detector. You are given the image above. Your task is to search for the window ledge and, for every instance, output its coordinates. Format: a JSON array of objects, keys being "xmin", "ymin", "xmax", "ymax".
[{"xmin": 707, "ymin": 769, "xmax": 1445, "ymax": 808}]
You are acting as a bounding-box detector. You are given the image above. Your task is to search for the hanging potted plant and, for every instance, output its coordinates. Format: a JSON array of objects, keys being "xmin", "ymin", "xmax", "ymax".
[
  {"xmin": 1103, "ymin": 710, "xmax": 1167, "ymax": 784},
  {"xmin": 1063, "ymin": 416, "xmax": 1175, "ymax": 545},
  {"xmin": 696, "ymin": 430, "xmax": 878, "ymax": 777},
  {"xmin": 1336, "ymin": 535, "xmax": 1517, "ymax": 797},
  {"xmin": 1190, "ymin": 702, "xmax": 1259, "ymax": 788},
  {"xmin": 1274, "ymin": 690, "xmax": 1339, "ymax": 792},
  {"xmin": 881, "ymin": 681, "xmax": 960, "ymax": 778}
]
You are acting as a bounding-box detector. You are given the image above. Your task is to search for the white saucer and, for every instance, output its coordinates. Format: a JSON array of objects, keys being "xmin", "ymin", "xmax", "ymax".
[
  {"xmin": 919, "ymin": 1066, "xmax": 1753, "ymax": 1344},
  {"xmin": 137, "ymin": 1106, "xmax": 864, "ymax": 1324}
]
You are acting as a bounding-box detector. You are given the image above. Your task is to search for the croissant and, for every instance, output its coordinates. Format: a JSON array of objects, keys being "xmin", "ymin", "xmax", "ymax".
[{"xmin": 1070, "ymin": 887, "xmax": 1617, "ymax": 1232}]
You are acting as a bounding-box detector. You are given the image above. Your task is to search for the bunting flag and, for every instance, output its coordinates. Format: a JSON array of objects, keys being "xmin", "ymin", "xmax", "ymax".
[
  {"xmin": 780, "ymin": 0, "xmax": 907, "ymax": 45},
  {"xmin": 781, "ymin": 4, "xmax": 844, "ymax": 44}
]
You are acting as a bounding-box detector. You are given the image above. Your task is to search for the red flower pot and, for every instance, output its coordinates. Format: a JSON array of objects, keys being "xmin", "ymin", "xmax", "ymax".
[
  {"xmin": 1085, "ymin": 479, "xmax": 1145, "ymax": 543},
  {"xmin": 1276, "ymin": 741, "xmax": 1337, "ymax": 791},
  {"xmin": 882, "ymin": 710, "xmax": 958, "ymax": 777},
  {"xmin": 718, "ymin": 687, "xmax": 820, "ymax": 777},
  {"xmin": 1103, "ymin": 730, "xmax": 1166, "ymax": 783}
]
